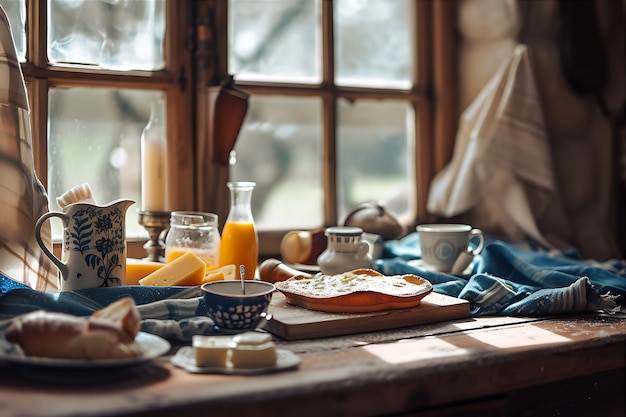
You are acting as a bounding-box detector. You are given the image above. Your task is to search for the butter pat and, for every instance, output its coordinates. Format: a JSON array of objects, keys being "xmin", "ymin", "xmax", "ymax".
[
  {"xmin": 126, "ymin": 258, "xmax": 164, "ymax": 285},
  {"xmin": 203, "ymin": 264, "xmax": 236, "ymax": 283},
  {"xmin": 139, "ymin": 251, "xmax": 206, "ymax": 286},
  {"xmin": 192, "ymin": 335, "xmax": 233, "ymax": 368},
  {"xmin": 230, "ymin": 332, "xmax": 277, "ymax": 369}
]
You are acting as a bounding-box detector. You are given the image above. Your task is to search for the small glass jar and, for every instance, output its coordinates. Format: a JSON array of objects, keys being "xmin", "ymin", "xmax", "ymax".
[{"xmin": 165, "ymin": 211, "xmax": 220, "ymax": 267}]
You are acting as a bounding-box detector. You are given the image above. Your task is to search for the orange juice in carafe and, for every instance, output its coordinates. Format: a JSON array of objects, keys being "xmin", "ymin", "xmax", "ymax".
[
  {"xmin": 218, "ymin": 182, "xmax": 258, "ymax": 279},
  {"xmin": 219, "ymin": 222, "xmax": 258, "ymax": 279}
]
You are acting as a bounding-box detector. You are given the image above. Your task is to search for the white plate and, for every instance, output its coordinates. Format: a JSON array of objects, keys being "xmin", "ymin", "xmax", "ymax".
[
  {"xmin": 0, "ymin": 332, "xmax": 171, "ymax": 369},
  {"xmin": 171, "ymin": 346, "xmax": 301, "ymax": 375}
]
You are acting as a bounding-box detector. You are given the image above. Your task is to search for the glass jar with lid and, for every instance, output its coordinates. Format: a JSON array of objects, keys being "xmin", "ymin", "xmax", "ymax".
[{"xmin": 165, "ymin": 211, "xmax": 220, "ymax": 268}]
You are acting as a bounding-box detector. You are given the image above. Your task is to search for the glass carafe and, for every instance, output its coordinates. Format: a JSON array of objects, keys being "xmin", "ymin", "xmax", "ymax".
[
  {"xmin": 219, "ymin": 182, "xmax": 258, "ymax": 279},
  {"xmin": 165, "ymin": 211, "xmax": 220, "ymax": 268}
]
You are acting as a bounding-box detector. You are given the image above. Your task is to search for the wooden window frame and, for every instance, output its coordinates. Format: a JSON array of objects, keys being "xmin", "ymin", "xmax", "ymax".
[
  {"xmin": 18, "ymin": 0, "xmax": 457, "ymax": 260},
  {"xmin": 20, "ymin": 0, "xmax": 196, "ymax": 259},
  {"xmin": 199, "ymin": 0, "xmax": 457, "ymax": 257}
]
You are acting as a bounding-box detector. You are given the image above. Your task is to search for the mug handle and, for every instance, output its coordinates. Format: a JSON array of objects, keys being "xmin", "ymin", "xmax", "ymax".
[
  {"xmin": 468, "ymin": 228, "xmax": 485, "ymax": 255},
  {"xmin": 35, "ymin": 212, "xmax": 68, "ymax": 279},
  {"xmin": 357, "ymin": 240, "xmax": 371, "ymax": 260}
]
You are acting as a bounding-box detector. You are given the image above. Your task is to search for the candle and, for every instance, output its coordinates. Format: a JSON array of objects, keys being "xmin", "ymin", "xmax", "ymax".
[{"xmin": 141, "ymin": 99, "xmax": 167, "ymax": 211}]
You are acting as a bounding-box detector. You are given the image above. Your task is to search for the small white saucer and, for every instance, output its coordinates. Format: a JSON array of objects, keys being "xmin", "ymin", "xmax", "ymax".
[
  {"xmin": 171, "ymin": 346, "xmax": 301, "ymax": 375},
  {"xmin": 407, "ymin": 259, "xmax": 473, "ymax": 278}
]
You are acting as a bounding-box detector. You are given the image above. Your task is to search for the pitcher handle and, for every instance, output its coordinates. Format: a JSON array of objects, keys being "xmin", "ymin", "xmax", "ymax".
[{"xmin": 35, "ymin": 212, "xmax": 68, "ymax": 279}]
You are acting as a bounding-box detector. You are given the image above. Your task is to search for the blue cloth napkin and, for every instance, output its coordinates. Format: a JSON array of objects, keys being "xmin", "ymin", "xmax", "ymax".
[
  {"xmin": 0, "ymin": 274, "xmax": 214, "ymax": 341},
  {"xmin": 377, "ymin": 234, "xmax": 625, "ymax": 316}
]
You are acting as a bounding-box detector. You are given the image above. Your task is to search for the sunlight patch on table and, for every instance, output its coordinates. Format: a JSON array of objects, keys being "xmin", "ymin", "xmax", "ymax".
[
  {"xmin": 361, "ymin": 337, "xmax": 468, "ymax": 364},
  {"xmin": 465, "ymin": 324, "xmax": 571, "ymax": 349}
]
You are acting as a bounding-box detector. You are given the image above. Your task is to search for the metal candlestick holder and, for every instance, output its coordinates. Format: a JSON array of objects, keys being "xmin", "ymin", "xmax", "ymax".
[{"xmin": 138, "ymin": 210, "xmax": 171, "ymax": 262}]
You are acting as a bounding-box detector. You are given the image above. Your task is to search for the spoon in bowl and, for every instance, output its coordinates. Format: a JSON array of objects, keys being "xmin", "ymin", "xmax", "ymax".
[{"xmin": 240, "ymin": 264, "xmax": 246, "ymax": 294}]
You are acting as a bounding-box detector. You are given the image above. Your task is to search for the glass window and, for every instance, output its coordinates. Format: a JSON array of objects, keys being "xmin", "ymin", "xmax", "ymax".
[
  {"xmin": 48, "ymin": 0, "xmax": 165, "ymax": 70},
  {"xmin": 48, "ymin": 88, "xmax": 163, "ymax": 238},
  {"xmin": 229, "ymin": 0, "xmax": 419, "ymax": 234},
  {"xmin": 334, "ymin": 0, "xmax": 415, "ymax": 89},
  {"xmin": 0, "ymin": 0, "xmax": 26, "ymax": 61},
  {"xmin": 230, "ymin": 95, "xmax": 324, "ymax": 230},
  {"xmin": 12, "ymin": 0, "xmax": 174, "ymax": 249},
  {"xmin": 336, "ymin": 98, "xmax": 415, "ymax": 220},
  {"xmin": 229, "ymin": 0, "xmax": 321, "ymax": 83}
]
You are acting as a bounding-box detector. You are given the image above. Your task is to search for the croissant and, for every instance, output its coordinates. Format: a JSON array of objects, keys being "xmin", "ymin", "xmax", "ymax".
[{"xmin": 5, "ymin": 297, "xmax": 142, "ymax": 360}]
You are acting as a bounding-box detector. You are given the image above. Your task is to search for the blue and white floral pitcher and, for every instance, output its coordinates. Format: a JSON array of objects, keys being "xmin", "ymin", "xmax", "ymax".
[{"xmin": 35, "ymin": 199, "xmax": 134, "ymax": 291}]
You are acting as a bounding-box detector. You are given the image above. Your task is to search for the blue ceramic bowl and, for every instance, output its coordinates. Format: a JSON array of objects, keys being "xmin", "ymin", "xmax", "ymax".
[{"xmin": 201, "ymin": 280, "xmax": 275, "ymax": 333}]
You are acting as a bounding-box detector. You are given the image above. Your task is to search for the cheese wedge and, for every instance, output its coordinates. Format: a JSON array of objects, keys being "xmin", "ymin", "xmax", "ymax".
[
  {"xmin": 139, "ymin": 251, "xmax": 206, "ymax": 286},
  {"xmin": 203, "ymin": 264, "xmax": 237, "ymax": 283},
  {"xmin": 126, "ymin": 258, "xmax": 164, "ymax": 285}
]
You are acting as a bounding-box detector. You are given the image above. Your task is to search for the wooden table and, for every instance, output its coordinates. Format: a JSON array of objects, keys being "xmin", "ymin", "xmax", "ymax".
[{"xmin": 0, "ymin": 313, "xmax": 624, "ymax": 417}]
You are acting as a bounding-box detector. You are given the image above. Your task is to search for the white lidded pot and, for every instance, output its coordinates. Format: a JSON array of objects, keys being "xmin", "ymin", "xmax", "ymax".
[{"xmin": 317, "ymin": 226, "xmax": 372, "ymax": 275}]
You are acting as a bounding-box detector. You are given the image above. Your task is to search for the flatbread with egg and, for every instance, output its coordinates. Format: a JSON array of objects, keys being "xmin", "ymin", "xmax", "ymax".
[{"xmin": 274, "ymin": 269, "xmax": 433, "ymax": 313}]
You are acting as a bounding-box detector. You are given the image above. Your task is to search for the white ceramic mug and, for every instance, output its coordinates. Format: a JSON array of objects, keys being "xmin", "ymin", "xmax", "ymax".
[{"xmin": 416, "ymin": 224, "xmax": 484, "ymax": 272}]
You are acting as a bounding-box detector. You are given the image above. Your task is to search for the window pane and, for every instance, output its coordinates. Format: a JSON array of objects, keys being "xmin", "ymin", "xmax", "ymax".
[
  {"xmin": 334, "ymin": 0, "xmax": 414, "ymax": 89},
  {"xmin": 337, "ymin": 98, "xmax": 415, "ymax": 222},
  {"xmin": 48, "ymin": 88, "xmax": 163, "ymax": 240},
  {"xmin": 229, "ymin": 0, "xmax": 321, "ymax": 83},
  {"xmin": 0, "ymin": 0, "xmax": 25, "ymax": 61},
  {"xmin": 230, "ymin": 95, "xmax": 324, "ymax": 230},
  {"xmin": 48, "ymin": 0, "xmax": 165, "ymax": 70}
]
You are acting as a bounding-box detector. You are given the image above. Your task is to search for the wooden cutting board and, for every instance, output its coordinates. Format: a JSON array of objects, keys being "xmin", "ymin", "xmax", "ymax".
[{"xmin": 263, "ymin": 292, "xmax": 470, "ymax": 340}]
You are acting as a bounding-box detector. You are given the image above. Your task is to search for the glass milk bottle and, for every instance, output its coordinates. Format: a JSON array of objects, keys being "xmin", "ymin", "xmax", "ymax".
[
  {"xmin": 165, "ymin": 211, "xmax": 220, "ymax": 269},
  {"xmin": 219, "ymin": 182, "xmax": 258, "ymax": 279}
]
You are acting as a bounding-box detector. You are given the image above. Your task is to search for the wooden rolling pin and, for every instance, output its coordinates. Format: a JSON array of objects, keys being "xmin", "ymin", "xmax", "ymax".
[{"xmin": 259, "ymin": 259, "xmax": 312, "ymax": 283}]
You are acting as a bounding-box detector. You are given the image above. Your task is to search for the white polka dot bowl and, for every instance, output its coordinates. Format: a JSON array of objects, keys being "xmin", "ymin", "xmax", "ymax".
[{"xmin": 201, "ymin": 280, "xmax": 275, "ymax": 334}]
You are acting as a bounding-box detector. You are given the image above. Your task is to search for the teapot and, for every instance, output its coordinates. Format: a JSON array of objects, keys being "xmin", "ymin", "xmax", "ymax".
[
  {"xmin": 343, "ymin": 202, "xmax": 406, "ymax": 241},
  {"xmin": 35, "ymin": 199, "xmax": 134, "ymax": 291}
]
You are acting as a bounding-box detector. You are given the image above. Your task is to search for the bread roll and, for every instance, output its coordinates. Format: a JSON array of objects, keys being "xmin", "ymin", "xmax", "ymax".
[
  {"xmin": 5, "ymin": 296, "xmax": 142, "ymax": 360},
  {"xmin": 89, "ymin": 297, "xmax": 140, "ymax": 343},
  {"xmin": 259, "ymin": 258, "xmax": 312, "ymax": 283},
  {"xmin": 5, "ymin": 311, "xmax": 88, "ymax": 359}
]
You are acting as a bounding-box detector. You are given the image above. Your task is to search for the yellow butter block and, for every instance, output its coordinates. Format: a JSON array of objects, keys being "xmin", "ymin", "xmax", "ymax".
[
  {"xmin": 192, "ymin": 335, "xmax": 233, "ymax": 368},
  {"xmin": 230, "ymin": 332, "xmax": 277, "ymax": 369},
  {"xmin": 126, "ymin": 258, "xmax": 164, "ymax": 285},
  {"xmin": 139, "ymin": 251, "xmax": 206, "ymax": 286},
  {"xmin": 203, "ymin": 264, "xmax": 237, "ymax": 283}
]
